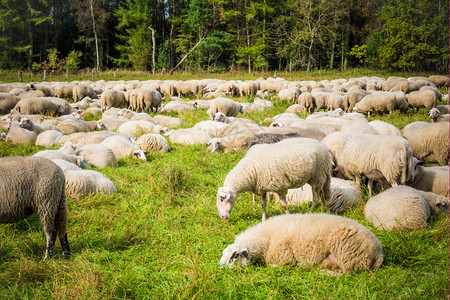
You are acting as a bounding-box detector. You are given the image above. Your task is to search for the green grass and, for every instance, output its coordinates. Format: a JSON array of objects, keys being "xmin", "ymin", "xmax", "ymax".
[{"xmin": 0, "ymin": 73, "xmax": 448, "ymax": 299}]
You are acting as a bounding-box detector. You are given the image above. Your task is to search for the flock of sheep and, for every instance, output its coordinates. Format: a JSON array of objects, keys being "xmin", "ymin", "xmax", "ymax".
[{"xmin": 0, "ymin": 74, "xmax": 448, "ymax": 273}]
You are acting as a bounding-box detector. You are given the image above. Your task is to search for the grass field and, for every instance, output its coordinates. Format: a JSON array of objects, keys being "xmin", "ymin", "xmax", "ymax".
[{"xmin": 0, "ymin": 70, "xmax": 448, "ymax": 299}]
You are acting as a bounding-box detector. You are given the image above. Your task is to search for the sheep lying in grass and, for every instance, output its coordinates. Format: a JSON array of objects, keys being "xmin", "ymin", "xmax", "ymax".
[
  {"xmin": 220, "ymin": 213, "xmax": 383, "ymax": 273},
  {"xmin": 273, "ymin": 177, "xmax": 362, "ymax": 214},
  {"xmin": 166, "ymin": 128, "xmax": 213, "ymax": 146},
  {"xmin": 217, "ymin": 138, "xmax": 332, "ymax": 220},
  {"xmin": 206, "ymin": 133, "xmax": 253, "ymax": 153},
  {"xmin": 75, "ymin": 144, "xmax": 118, "ymax": 169},
  {"xmin": 364, "ymin": 185, "xmax": 448, "ymax": 231},
  {"xmin": 0, "ymin": 156, "xmax": 70, "ymax": 259},
  {"xmin": 135, "ymin": 133, "xmax": 170, "ymax": 153},
  {"xmin": 33, "ymin": 149, "xmax": 90, "ymax": 168},
  {"xmin": 6, "ymin": 126, "xmax": 37, "ymax": 145},
  {"xmin": 64, "ymin": 169, "xmax": 117, "ymax": 199},
  {"xmin": 35, "ymin": 130, "xmax": 64, "ymax": 148},
  {"xmin": 100, "ymin": 135, "xmax": 147, "ymax": 161}
]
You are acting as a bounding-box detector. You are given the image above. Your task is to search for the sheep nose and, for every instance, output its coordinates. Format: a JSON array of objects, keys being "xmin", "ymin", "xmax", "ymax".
[{"xmin": 220, "ymin": 215, "xmax": 229, "ymax": 220}]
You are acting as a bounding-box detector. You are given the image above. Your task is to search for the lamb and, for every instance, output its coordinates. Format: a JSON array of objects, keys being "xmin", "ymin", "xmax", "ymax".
[
  {"xmin": 166, "ymin": 128, "xmax": 213, "ymax": 146},
  {"xmin": 75, "ymin": 144, "xmax": 118, "ymax": 169},
  {"xmin": 402, "ymin": 121, "xmax": 449, "ymax": 165},
  {"xmin": 406, "ymin": 90, "xmax": 437, "ymax": 111},
  {"xmin": 100, "ymin": 89, "xmax": 126, "ymax": 111},
  {"xmin": 406, "ymin": 158, "xmax": 449, "ymax": 196},
  {"xmin": 14, "ymin": 98, "xmax": 65, "ymax": 116},
  {"xmin": 135, "ymin": 133, "xmax": 170, "ymax": 153},
  {"xmin": 208, "ymin": 97, "xmax": 243, "ymax": 120},
  {"xmin": 220, "ymin": 213, "xmax": 383, "ymax": 273},
  {"xmin": 364, "ymin": 185, "xmax": 448, "ymax": 231},
  {"xmin": 216, "ymin": 138, "xmax": 332, "ymax": 220},
  {"xmin": 64, "ymin": 169, "xmax": 117, "ymax": 199},
  {"xmin": 100, "ymin": 135, "xmax": 147, "ymax": 161},
  {"xmin": 0, "ymin": 156, "xmax": 70, "ymax": 259},
  {"xmin": 18, "ymin": 117, "xmax": 44, "ymax": 135}
]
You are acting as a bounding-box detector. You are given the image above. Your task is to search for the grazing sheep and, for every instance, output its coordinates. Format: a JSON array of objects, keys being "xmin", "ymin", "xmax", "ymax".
[
  {"xmin": 327, "ymin": 92, "xmax": 346, "ymax": 111},
  {"xmin": 428, "ymin": 75, "xmax": 449, "ymax": 87},
  {"xmin": 407, "ymin": 90, "xmax": 437, "ymax": 111},
  {"xmin": 296, "ymin": 92, "xmax": 315, "ymax": 113},
  {"xmin": 129, "ymin": 88, "xmax": 162, "ymax": 112},
  {"xmin": 54, "ymin": 84, "xmax": 75, "ymax": 99},
  {"xmin": 72, "ymin": 84, "xmax": 98, "ymax": 102},
  {"xmin": 166, "ymin": 128, "xmax": 213, "ymax": 146},
  {"xmin": 100, "ymin": 135, "xmax": 147, "ymax": 161},
  {"xmin": 353, "ymin": 92, "xmax": 399, "ymax": 115},
  {"xmin": 64, "ymin": 169, "xmax": 117, "ymax": 199},
  {"xmin": 75, "ymin": 144, "xmax": 118, "ymax": 169},
  {"xmin": 365, "ymin": 186, "xmax": 448, "ymax": 231},
  {"xmin": 220, "ymin": 213, "xmax": 383, "ymax": 273},
  {"xmin": 239, "ymin": 81, "xmax": 258, "ymax": 97},
  {"xmin": 342, "ymin": 91, "xmax": 366, "ymax": 112},
  {"xmin": 0, "ymin": 156, "xmax": 70, "ymax": 259},
  {"xmin": 135, "ymin": 133, "xmax": 169, "ymax": 153},
  {"xmin": 35, "ymin": 130, "xmax": 64, "ymax": 148},
  {"xmin": 217, "ymin": 138, "xmax": 332, "ymax": 220},
  {"xmin": 100, "ymin": 89, "xmax": 126, "ymax": 111},
  {"xmin": 14, "ymin": 98, "xmax": 64, "ymax": 116},
  {"xmin": 323, "ymin": 133, "xmax": 414, "ymax": 196},
  {"xmin": 407, "ymin": 158, "xmax": 449, "ymax": 196},
  {"xmin": 402, "ymin": 121, "xmax": 449, "ymax": 165},
  {"xmin": 278, "ymin": 87, "xmax": 300, "ymax": 103},
  {"xmin": 208, "ymin": 97, "xmax": 243, "ymax": 120}
]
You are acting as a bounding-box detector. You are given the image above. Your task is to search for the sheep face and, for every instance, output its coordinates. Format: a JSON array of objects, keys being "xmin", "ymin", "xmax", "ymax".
[
  {"xmin": 213, "ymin": 112, "xmax": 227, "ymax": 123},
  {"xmin": 428, "ymin": 108, "xmax": 441, "ymax": 120},
  {"xmin": 216, "ymin": 186, "xmax": 237, "ymax": 220},
  {"xmin": 206, "ymin": 138, "xmax": 222, "ymax": 152},
  {"xmin": 219, "ymin": 243, "xmax": 249, "ymax": 267},
  {"xmin": 133, "ymin": 149, "xmax": 147, "ymax": 161}
]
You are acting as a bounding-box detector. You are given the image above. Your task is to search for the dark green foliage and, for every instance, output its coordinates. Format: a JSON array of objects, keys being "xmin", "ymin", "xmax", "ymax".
[{"xmin": 0, "ymin": 0, "xmax": 447, "ymax": 73}]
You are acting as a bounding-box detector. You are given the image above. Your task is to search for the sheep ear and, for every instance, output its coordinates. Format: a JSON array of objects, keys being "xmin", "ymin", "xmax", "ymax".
[
  {"xmin": 218, "ymin": 187, "xmax": 232, "ymax": 202},
  {"xmin": 240, "ymin": 248, "xmax": 249, "ymax": 266}
]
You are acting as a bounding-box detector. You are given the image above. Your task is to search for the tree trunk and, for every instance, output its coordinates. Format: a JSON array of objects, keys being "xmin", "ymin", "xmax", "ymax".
[
  {"xmin": 245, "ymin": 2, "xmax": 251, "ymax": 74},
  {"xmin": 169, "ymin": 0, "xmax": 175, "ymax": 69},
  {"xmin": 89, "ymin": 0, "xmax": 100, "ymax": 72},
  {"xmin": 149, "ymin": 27, "xmax": 156, "ymax": 74},
  {"xmin": 28, "ymin": 21, "xmax": 33, "ymax": 70}
]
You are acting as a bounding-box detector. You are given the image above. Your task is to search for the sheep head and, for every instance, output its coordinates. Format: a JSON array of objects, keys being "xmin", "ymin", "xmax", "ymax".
[
  {"xmin": 206, "ymin": 138, "xmax": 223, "ymax": 152},
  {"xmin": 216, "ymin": 186, "xmax": 237, "ymax": 220},
  {"xmin": 133, "ymin": 149, "xmax": 147, "ymax": 161},
  {"xmin": 219, "ymin": 243, "xmax": 249, "ymax": 267}
]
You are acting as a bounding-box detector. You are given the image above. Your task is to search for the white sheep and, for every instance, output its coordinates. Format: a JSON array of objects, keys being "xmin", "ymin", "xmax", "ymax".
[
  {"xmin": 402, "ymin": 121, "xmax": 449, "ymax": 165},
  {"xmin": 160, "ymin": 101, "xmax": 196, "ymax": 113},
  {"xmin": 166, "ymin": 128, "xmax": 213, "ymax": 146},
  {"xmin": 35, "ymin": 130, "xmax": 64, "ymax": 147},
  {"xmin": 0, "ymin": 156, "xmax": 70, "ymax": 259},
  {"xmin": 135, "ymin": 133, "xmax": 169, "ymax": 153},
  {"xmin": 117, "ymin": 120, "xmax": 168, "ymax": 137},
  {"xmin": 64, "ymin": 169, "xmax": 117, "ymax": 199},
  {"xmin": 353, "ymin": 92, "xmax": 403, "ymax": 115},
  {"xmin": 100, "ymin": 89, "xmax": 126, "ymax": 111},
  {"xmin": 152, "ymin": 115, "xmax": 184, "ymax": 128},
  {"xmin": 220, "ymin": 213, "xmax": 383, "ymax": 273},
  {"xmin": 208, "ymin": 97, "xmax": 243, "ymax": 120},
  {"xmin": 33, "ymin": 149, "xmax": 89, "ymax": 168},
  {"xmin": 273, "ymin": 177, "xmax": 362, "ymax": 214},
  {"xmin": 206, "ymin": 133, "xmax": 253, "ymax": 153},
  {"xmin": 368, "ymin": 120, "xmax": 402, "ymax": 136},
  {"xmin": 340, "ymin": 119, "xmax": 379, "ymax": 135},
  {"xmin": 193, "ymin": 120, "xmax": 229, "ymax": 137},
  {"xmin": 428, "ymin": 105, "xmax": 449, "ymax": 122},
  {"xmin": 406, "ymin": 158, "xmax": 449, "ymax": 196},
  {"xmin": 72, "ymin": 84, "xmax": 98, "ymax": 102},
  {"xmin": 75, "ymin": 144, "xmax": 118, "ymax": 169},
  {"xmin": 6, "ymin": 126, "xmax": 37, "ymax": 145},
  {"xmin": 216, "ymin": 138, "xmax": 332, "ymax": 220},
  {"xmin": 100, "ymin": 135, "xmax": 146, "ymax": 161},
  {"xmin": 406, "ymin": 90, "xmax": 437, "ymax": 111},
  {"xmin": 323, "ymin": 133, "xmax": 414, "ymax": 196},
  {"xmin": 365, "ymin": 185, "xmax": 448, "ymax": 231}
]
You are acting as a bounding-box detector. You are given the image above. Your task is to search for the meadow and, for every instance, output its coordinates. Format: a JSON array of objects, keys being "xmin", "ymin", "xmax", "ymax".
[{"xmin": 0, "ymin": 69, "xmax": 448, "ymax": 299}]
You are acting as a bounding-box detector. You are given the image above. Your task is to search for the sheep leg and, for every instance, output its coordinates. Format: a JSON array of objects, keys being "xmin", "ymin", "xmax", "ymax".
[
  {"xmin": 59, "ymin": 233, "xmax": 71, "ymax": 258},
  {"xmin": 368, "ymin": 179, "xmax": 373, "ymax": 197},
  {"xmin": 44, "ymin": 230, "xmax": 57, "ymax": 260},
  {"xmin": 261, "ymin": 193, "xmax": 267, "ymax": 221},
  {"xmin": 320, "ymin": 253, "xmax": 342, "ymax": 272},
  {"xmin": 278, "ymin": 192, "xmax": 290, "ymax": 215}
]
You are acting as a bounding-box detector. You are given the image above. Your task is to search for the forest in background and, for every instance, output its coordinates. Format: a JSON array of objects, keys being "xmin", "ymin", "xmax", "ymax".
[{"xmin": 0, "ymin": 0, "xmax": 448, "ymax": 74}]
